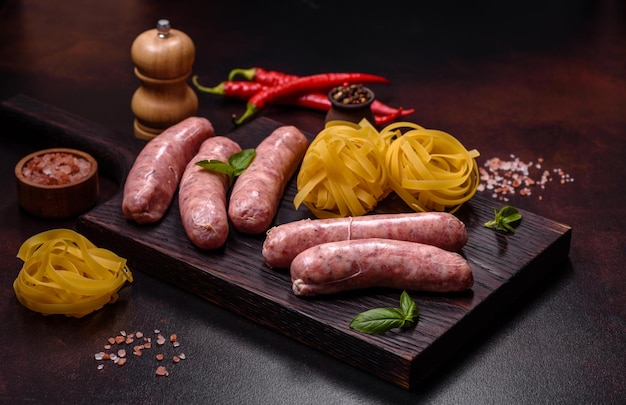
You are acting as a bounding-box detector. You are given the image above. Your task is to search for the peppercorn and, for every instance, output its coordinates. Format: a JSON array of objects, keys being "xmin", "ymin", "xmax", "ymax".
[{"xmin": 330, "ymin": 83, "xmax": 372, "ymax": 105}]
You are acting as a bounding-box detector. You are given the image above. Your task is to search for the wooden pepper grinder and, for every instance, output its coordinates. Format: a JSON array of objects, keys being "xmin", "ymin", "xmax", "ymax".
[{"xmin": 130, "ymin": 19, "xmax": 198, "ymax": 140}]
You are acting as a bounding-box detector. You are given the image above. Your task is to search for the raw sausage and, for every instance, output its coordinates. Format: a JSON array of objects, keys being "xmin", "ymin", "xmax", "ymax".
[
  {"xmin": 179, "ymin": 136, "xmax": 242, "ymax": 249},
  {"xmin": 290, "ymin": 238, "xmax": 473, "ymax": 296},
  {"xmin": 122, "ymin": 117, "xmax": 214, "ymax": 224},
  {"xmin": 228, "ymin": 125, "xmax": 309, "ymax": 234},
  {"xmin": 263, "ymin": 212, "xmax": 467, "ymax": 268}
]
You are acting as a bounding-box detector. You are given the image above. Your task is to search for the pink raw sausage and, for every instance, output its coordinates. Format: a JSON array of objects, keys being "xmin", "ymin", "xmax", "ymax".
[
  {"xmin": 290, "ymin": 238, "xmax": 473, "ymax": 296},
  {"xmin": 263, "ymin": 212, "xmax": 468, "ymax": 268},
  {"xmin": 228, "ymin": 125, "xmax": 309, "ymax": 234},
  {"xmin": 122, "ymin": 117, "xmax": 214, "ymax": 224},
  {"xmin": 178, "ymin": 136, "xmax": 241, "ymax": 249}
]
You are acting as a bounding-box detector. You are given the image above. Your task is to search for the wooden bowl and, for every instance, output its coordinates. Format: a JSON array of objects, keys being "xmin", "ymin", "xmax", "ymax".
[{"xmin": 15, "ymin": 148, "xmax": 99, "ymax": 218}]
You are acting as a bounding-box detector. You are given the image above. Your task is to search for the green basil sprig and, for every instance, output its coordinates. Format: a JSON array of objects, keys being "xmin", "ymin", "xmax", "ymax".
[
  {"xmin": 484, "ymin": 205, "xmax": 522, "ymax": 233},
  {"xmin": 349, "ymin": 291, "xmax": 419, "ymax": 335},
  {"xmin": 196, "ymin": 148, "xmax": 255, "ymax": 186}
]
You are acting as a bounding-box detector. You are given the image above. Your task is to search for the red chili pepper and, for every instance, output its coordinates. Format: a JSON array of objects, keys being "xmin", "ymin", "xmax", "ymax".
[
  {"xmin": 227, "ymin": 68, "xmax": 414, "ymax": 116},
  {"xmin": 232, "ymin": 73, "xmax": 391, "ymax": 125},
  {"xmin": 290, "ymin": 93, "xmax": 331, "ymax": 110},
  {"xmin": 192, "ymin": 75, "xmax": 264, "ymax": 99},
  {"xmin": 195, "ymin": 75, "xmax": 415, "ymax": 124},
  {"xmin": 228, "ymin": 67, "xmax": 296, "ymax": 85},
  {"xmin": 291, "ymin": 89, "xmax": 407, "ymax": 125},
  {"xmin": 292, "ymin": 95, "xmax": 409, "ymax": 125},
  {"xmin": 374, "ymin": 107, "xmax": 405, "ymax": 126},
  {"xmin": 293, "ymin": 93, "xmax": 415, "ymax": 118},
  {"xmin": 293, "ymin": 93, "xmax": 408, "ymax": 125},
  {"xmin": 372, "ymin": 100, "xmax": 410, "ymax": 116}
]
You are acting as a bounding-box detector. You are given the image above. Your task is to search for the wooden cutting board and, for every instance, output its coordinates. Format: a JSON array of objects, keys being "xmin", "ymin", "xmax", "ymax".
[
  {"xmin": 78, "ymin": 117, "xmax": 571, "ymax": 390},
  {"xmin": 2, "ymin": 94, "xmax": 571, "ymax": 390}
]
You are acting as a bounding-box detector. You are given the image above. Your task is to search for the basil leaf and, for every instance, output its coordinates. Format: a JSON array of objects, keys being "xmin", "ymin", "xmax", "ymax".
[
  {"xmin": 229, "ymin": 149, "xmax": 256, "ymax": 176},
  {"xmin": 196, "ymin": 160, "xmax": 235, "ymax": 177},
  {"xmin": 500, "ymin": 206, "xmax": 522, "ymax": 224},
  {"xmin": 484, "ymin": 205, "xmax": 522, "ymax": 233},
  {"xmin": 399, "ymin": 290, "xmax": 419, "ymax": 321},
  {"xmin": 349, "ymin": 291, "xmax": 420, "ymax": 335},
  {"xmin": 196, "ymin": 148, "xmax": 255, "ymax": 186},
  {"xmin": 349, "ymin": 308, "xmax": 407, "ymax": 335}
]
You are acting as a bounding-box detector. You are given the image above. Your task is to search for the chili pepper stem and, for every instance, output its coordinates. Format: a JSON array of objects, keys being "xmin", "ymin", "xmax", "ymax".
[
  {"xmin": 192, "ymin": 75, "xmax": 226, "ymax": 95},
  {"xmin": 232, "ymin": 103, "xmax": 259, "ymax": 125},
  {"xmin": 228, "ymin": 67, "xmax": 256, "ymax": 82}
]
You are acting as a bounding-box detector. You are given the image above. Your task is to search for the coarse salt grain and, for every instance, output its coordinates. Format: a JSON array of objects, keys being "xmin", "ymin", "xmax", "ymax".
[
  {"xmin": 22, "ymin": 152, "xmax": 91, "ymax": 186},
  {"xmin": 156, "ymin": 366, "xmax": 169, "ymax": 376},
  {"xmin": 478, "ymin": 155, "xmax": 573, "ymax": 201},
  {"xmin": 94, "ymin": 329, "xmax": 185, "ymax": 374}
]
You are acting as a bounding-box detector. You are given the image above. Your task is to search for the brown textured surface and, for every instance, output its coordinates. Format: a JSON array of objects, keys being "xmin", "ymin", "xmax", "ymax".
[{"xmin": 0, "ymin": 0, "xmax": 624, "ymax": 403}]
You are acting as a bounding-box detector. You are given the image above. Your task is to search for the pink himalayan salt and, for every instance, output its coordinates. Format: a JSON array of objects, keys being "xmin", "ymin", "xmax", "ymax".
[{"xmin": 22, "ymin": 152, "xmax": 91, "ymax": 186}]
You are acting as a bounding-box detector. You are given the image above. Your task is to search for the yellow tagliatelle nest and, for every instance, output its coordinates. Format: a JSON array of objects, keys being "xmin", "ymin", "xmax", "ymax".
[
  {"xmin": 294, "ymin": 119, "xmax": 480, "ymax": 217},
  {"xmin": 294, "ymin": 120, "xmax": 391, "ymax": 218},
  {"xmin": 13, "ymin": 229, "xmax": 133, "ymax": 318},
  {"xmin": 382, "ymin": 122, "xmax": 480, "ymax": 213}
]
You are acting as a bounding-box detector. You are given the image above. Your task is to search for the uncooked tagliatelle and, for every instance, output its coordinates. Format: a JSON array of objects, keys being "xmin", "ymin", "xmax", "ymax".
[
  {"xmin": 294, "ymin": 119, "xmax": 480, "ymax": 218},
  {"xmin": 382, "ymin": 122, "xmax": 480, "ymax": 213},
  {"xmin": 13, "ymin": 229, "xmax": 133, "ymax": 318},
  {"xmin": 294, "ymin": 120, "xmax": 390, "ymax": 218}
]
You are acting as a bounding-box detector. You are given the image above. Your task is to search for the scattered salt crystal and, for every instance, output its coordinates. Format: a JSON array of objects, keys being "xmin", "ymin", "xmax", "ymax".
[
  {"xmin": 156, "ymin": 366, "xmax": 169, "ymax": 376},
  {"xmin": 479, "ymin": 155, "xmax": 572, "ymax": 201},
  {"xmin": 94, "ymin": 328, "xmax": 185, "ymax": 376}
]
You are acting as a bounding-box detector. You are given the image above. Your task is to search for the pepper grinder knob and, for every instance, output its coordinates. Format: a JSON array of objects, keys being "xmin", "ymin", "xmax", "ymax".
[{"xmin": 130, "ymin": 19, "xmax": 198, "ymax": 140}]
